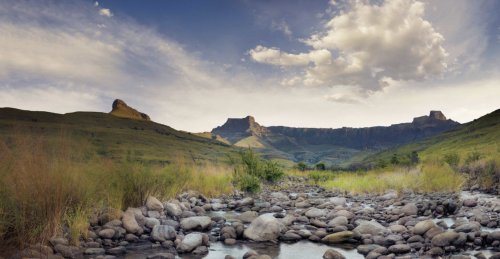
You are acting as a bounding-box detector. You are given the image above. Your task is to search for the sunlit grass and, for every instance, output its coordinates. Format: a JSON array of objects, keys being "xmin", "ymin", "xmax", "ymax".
[
  {"xmin": 322, "ymin": 162, "xmax": 465, "ymax": 196},
  {"xmin": 0, "ymin": 128, "xmax": 234, "ymax": 248}
]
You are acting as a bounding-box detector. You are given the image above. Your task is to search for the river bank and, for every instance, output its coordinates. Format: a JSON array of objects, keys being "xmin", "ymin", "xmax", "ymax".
[{"xmin": 8, "ymin": 176, "xmax": 500, "ymax": 259}]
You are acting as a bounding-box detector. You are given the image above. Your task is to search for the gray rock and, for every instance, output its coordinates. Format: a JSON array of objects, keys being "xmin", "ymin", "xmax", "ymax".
[
  {"xmin": 402, "ymin": 203, "xmax": 418, "ymax": 215},
  {"xmin": 455, "ymin": 222, "xmax": 480, "ymax": 233},
  {"xmin": 431, "ymin": 232, "xmax": 460, "ymax": 247},
  {"xmin": 176, "ymin": 233, "xmax": 203, "ymax": 253},
  {"xmin": 180, "ymin": 216, "xmax": 212, "ymax": 230},
  {"xmin": 305, "ymin": 208, "xmax": 326, "ymax": 218},
  {"xmin": 146, "ymin": 196, "xmax": 164, "ymax": 211},
  {"xmin": 323, "ymin": 249, "xmax": 346, "ymax": 259},
  {"xmin": 50, "ymin": 237, "xmax": 69, "ymax": 247},
  {"xmin": 329, "ymin": 197, "xmax": 346, "ymax": 206},
  {"xmin": 123, "ymin": 210, "xmax": 141, "ymax": 234},
  {"xmin": 354, "ymin": 221, "xmax": 388, "ymax": 236},
  {"xmin": 84, "ymin": 248, "xmax": 106, "ymax": 255},
  {"xmin": 146, "ymin": 253, "xmax": 175, "ymax": 259},
  {"xmin": 151, "ymin": 225, "xmax": 177, "ymax": 242},
  {"xmin": 165, "ymin": 203, "xmax": 182, "ymax": 217},
  {"xmin": 388, "ymin": 244, "xmax": 411, "ymax": 254},
  {"xmin": 146, "ymin": 218, "xmax": 160, "ymax": 229},
  {"xmin": 412, "ymin": 220, "xmax": 436, "ymax": 235},
  {"xmin": 237, "ymin": 198, "xmax": 254, "ymax": 207},
  {"xmin": 328, "ymin": 216, "xmax": 348, "ymax": 226},
  {"xmin": 106, "ymin": 246, "xmax": 126, "ymax": 255},
  {"xmin": 321, "ymin": 231, "xmax": 354, "ymax": 243},
  {"xmin": 99, "ymin": 229, "xmax": 116, "ymax": 239},
  {"xmin": 238, "ymin": 211, "xmax": 258, "ymax": 223},
  {"xmin": 243, "ymin": 214, "xmax": 281, "ymax": 241}
]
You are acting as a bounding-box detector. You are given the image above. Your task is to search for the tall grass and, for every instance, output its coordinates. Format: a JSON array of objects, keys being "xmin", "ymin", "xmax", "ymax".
[
  {"xmin": 322, "ymin": 161, "xmax": 465, "ymax": 196},
  {"xmin": 0, "ymin": 128, "xmax": 233, "ymax": 248}
]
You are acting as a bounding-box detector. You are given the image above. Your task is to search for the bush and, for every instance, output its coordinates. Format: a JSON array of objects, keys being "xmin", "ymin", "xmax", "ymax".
[
  {"xmin": 377, "ymin": 159, "xmax": 388, "ymax": 169},
  {"xmin": 390, "ymin": 154, "xmax": 399, "ymax": 165},
  {"xmin": 443, "ymin": 152, "xmax": 461, "ymax": 167},
  {"xmin": 264, "ymin": 161, "xmax": 285, "ymax": 183},
  {"xmin": 465, "ymin": 151, "xmax": 482, "ymax": 164},
  {"xmin": 315, "ymin": 162, "xmax": 326, "ymax": 171},
  {"xmin": 297, "ymin": 162, "xmax": 307, "ymax": 171}
]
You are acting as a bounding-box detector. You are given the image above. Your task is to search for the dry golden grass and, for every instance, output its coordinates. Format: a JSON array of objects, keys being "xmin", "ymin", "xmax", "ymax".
[{"xmin": 0, "ymin": 128, "xmax": 233, "ymax": 248}]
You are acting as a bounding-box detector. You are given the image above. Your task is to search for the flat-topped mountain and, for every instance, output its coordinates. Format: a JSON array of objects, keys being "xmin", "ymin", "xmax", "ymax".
[
  {"xmin": 208, "ymin": 111, "xmax": 460, "ymax": 166},
  {"xmin": 268, "ymin": 111, "xmax": 460, "ymax": 150},
  {"xmin": 212, "ymin": 116, "xmax": 270, "ymax": 144},
  {"xmin": 110, "ymin": 99, "xmax": 151, "ymax": 121}
]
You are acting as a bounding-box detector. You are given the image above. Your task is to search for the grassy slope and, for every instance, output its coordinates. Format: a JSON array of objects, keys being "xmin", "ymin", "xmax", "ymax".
[
  {"xmin": 362, "ymin": 108, "xmax": 500, "ymax": 165},
  {"xmin": 109, "ymin": 108, "xmax": 148, "ymax": 120},
  {"xmin": 192, "ymin": 132, "xmax": 232, "ymax": 145},
  {"xmin": 0, "ymin": 108, "xmax": 239, "ymax": 164}
]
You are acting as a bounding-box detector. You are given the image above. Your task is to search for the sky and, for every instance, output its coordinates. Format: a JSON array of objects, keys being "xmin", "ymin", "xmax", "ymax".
[{"xmin": 1, "ymin": 0, "xmax": 500, "ymax": 132}]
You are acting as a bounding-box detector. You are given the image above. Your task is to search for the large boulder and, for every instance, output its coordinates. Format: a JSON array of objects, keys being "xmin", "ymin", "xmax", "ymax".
[
  {"xmin": 176, "ymin": 233, "xmax": 203, "ymax": 253},
  {"xmin": 321, "ymin": 231, "xmax": 354, "ymax": 243},
  {"xmin": 354, "ymin": 221, "xmax": 388, "ymax": 236},
  {"xmin": 165, "ymin": 203, "xmax": 182, "ymax": 217},
  {"xmin": 412, "ymin": 220, "xmax": 437, "ymax": 235},
  {"xmin": 146, "ymin": 196, "xmax": 164, "ymax": 212},
  {"xmin": 238, "ymin": 211, "xmax": 258, "ymax": 223},
  {"xmin": 123, "ymin": 210, "xmax": 141, "ymax": 234},
  {"xmin": 146, "ymin": 218, "xmax": 161, "ymax": 229},
  {"xmin": 180, "ymin": 216, "xmax": 212, "ymax": 230},
  {"xmin": 151, "ymin": 225, "xmax": 177, "ymax": 242},
  {"xmin": 243, "ymin": 214, "xmax": 281, "ymax": 241}
]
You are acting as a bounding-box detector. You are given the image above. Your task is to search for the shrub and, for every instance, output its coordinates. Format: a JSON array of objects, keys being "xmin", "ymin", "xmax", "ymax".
[
  {"xmin": 465, "ymin": 151, "xmax": 482, "ymax": 164},
  {"xmin": 264, "ymin": 161, "xmax": 285, "ymax": 183},
  {"xmin": 443, "ymin": 152, "xmax": 461, "ymax": 167},
  {"xmin": 297, "ymin": 162, "xmax": 307, "ymax": 171},
  {"xmin": 390, "ymin": 154, "xmax": 399, "ymax": 165},
  {"xmin": 315, "ymin": 162, "xmax": 326, "ymax": 171},
  {"xmin": 377, "ymin": 159, "xmax": 388, "ymax": 169}
]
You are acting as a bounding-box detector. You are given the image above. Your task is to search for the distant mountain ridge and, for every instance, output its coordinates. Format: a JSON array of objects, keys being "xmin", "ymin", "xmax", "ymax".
[
  {"xmin": 208, "ymin": 111, "xmax": 460, "ymax": 166},
  {"xmin": 267, "ymin": 111, "xmax": 459, "ymax": 150}
]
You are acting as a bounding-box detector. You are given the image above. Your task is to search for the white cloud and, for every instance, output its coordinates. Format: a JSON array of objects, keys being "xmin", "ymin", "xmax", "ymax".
[
  {"xmin": 271, "ymin": 20, "xmax": 292, "ymax": 37},
  {"xmin": 249, "ymin": 0, "xmax": 448, "ymax": 97},
  {"xmin": 241, "ymin": 58, "xmax": 245, "ymax": 62},
  {"xmin": 94, "ymin": 1, "xmax": 98, "ymax": 7},
  {"xmin": 324, "ymin": 94, "xmax": 365, "ymax": 104},
  {"xmin": 280, "ymin": 76, "xmax": 302, "ymax": 86},
  {"xmin": 99, "ymin": 8, "xmax": 113, "ymax": 17},
  {"xmin": 0, "ymin": 24, "xmax": 121, "ymax": 84}
]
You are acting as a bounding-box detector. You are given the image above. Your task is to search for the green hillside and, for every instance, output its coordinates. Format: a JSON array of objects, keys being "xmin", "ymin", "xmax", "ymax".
[
  {"xmin": 0, "ymin": 108, "xmax": 239, "ymax": 164},
  {"xmin": 362, "ymin": 108, "xmax": 500, "ymax": 165}
]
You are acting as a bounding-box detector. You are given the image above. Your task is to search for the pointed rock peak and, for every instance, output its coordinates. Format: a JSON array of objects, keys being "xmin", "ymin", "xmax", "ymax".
[
  {"xmin": 429, "ymin": 111, "xmax": 447, "ymax": 121},
  {"xmin": 110, "ymin": 99, "xmax": 151, "ymax": 121}
]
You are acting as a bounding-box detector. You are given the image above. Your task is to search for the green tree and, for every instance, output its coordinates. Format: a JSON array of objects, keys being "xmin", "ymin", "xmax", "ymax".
[
  {"xmin": 409, "ymin": 150, "xmax": 420, "ymax": 165},
  {"xmin": 315, "ymin": 162, "xmax": 326, "ymax": 171},
  {"xmin": 390, "ymin": 154, "xmax": 399, "ymax": 165},
  {"xmin": 264, "ymin": 161, "xmax": 285, "ymax": 183},
  {"xmin": 377, "ymin": 158, "xmax": 388, "ymax": 169},
  {"xmin": 297, "ymin": 162, "xmax": 307, "ymax": 171}
]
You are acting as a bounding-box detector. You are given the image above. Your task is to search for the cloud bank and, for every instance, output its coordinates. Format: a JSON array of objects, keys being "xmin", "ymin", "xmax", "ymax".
[{"xmin": 249, "ymin": 0, "xmax": 448, "ymax": 100}]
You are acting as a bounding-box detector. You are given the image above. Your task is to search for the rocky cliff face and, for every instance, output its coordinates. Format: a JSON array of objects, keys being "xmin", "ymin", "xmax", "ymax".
[
  {"xmin": 212, "ymin": 116, "xmax": 269, "ymax": 143},
  {"xmin": 110, "ymin": 99, "xmax": 151, "ymax": 121},
  {"xmin": 267, "ymin": 111, "xmax": 459, "ymax": 150}
]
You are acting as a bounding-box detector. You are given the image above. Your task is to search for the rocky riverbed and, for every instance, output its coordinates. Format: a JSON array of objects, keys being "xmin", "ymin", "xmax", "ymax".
[{"xmin": 11, "ymin": 177, "xmax": 500, "ymax": 259}]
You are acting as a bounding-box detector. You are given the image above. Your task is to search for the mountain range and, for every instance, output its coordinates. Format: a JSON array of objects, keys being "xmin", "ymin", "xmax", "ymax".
[
  {"xmin": 3, "ymin": 99, "xmax": 495, "ymax": 168},
  {"xmin": 206, "ymin": 111, "xmax": 459, "ymax": 166}
]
